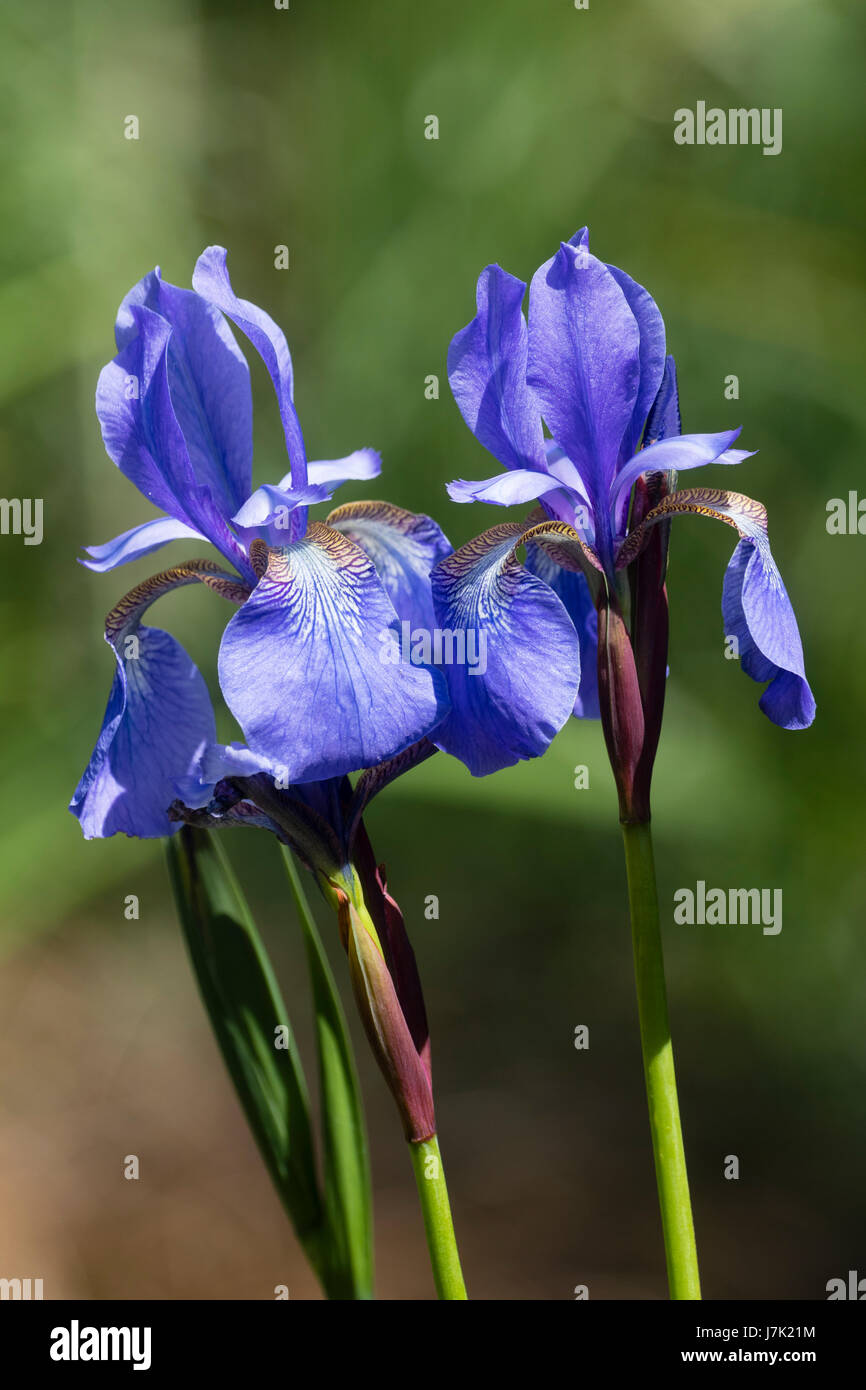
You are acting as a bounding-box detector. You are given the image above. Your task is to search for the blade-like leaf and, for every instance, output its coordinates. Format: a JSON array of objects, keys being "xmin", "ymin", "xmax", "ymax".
[
  {"xmin": 166, "ymin": 827, "xmax": 327, "ymax": 1279},
  {"xmin": 281, "ymin": 845, "xmax": 375, "ymax": 1300}
]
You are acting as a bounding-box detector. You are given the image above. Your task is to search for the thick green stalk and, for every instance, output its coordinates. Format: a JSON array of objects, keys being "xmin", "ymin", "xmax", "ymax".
[
  {"xmin": 409, "ymin": 1136, "xmax": 467, "ymax": 1300},
  {"xmin": 620, "ymin": 820, "xmax": 701, "ymax": 1300}
]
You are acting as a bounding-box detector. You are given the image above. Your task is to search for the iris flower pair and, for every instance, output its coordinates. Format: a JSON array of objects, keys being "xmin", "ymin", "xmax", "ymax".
[
  {"xmin": 72, "ymin": 232, "xmax": 814, "ymax": 846},
  {"xmin": 71, "ymin": 232, "xmax": 814, "ymax": 1300}
]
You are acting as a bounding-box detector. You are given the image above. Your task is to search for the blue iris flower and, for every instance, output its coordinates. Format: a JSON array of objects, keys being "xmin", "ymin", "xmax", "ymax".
[
  {"xmin": 433, "ymin": 228, "xmax": 815, "ymax": 776},
  {"xmin": 71, "ymin": 249, "xmax": 451, "ymax": 839}
]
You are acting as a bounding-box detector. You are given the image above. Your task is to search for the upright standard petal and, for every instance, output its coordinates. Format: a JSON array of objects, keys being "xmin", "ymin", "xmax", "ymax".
[
  {"xmin": 326, "ymin": 501, "xmax": 452, "ymax": 632},
  {"xmin": 192, "ymin": 247, "xmax": 308, "ymax": 492},
  {"xmin": 604, "ymin": 254, "xmax": 667, "ymax": 464},
  {"xmin": 447, "ymin": 264, "xmax": 547, "ymax": 475},
  {"xmin": 70, "ymin": 561, "xmax": 247, "ymax": 839},
  {"xmin": 430, "ymin": 524, "xmax": 581, "ymax": 775},
  {"xmin": 217, "ymin": 523, "xmax": 450, "ymax": 783},
  {"xmin": 116, "ymin": 269, "xmax": 253, "ymax": 517},
  {"xmin": 527, "ymin": 230, "xmax": 641, "ymax": 557},
  {"xmin": 96, "ymin": 303, "xmax": 253, "ymax": 581}
]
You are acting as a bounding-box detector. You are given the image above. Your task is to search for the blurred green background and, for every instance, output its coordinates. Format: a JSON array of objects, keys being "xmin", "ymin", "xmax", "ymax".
[{"xmin": 1, "ymin": 0, "xmax": 864, "ymax": 1299}]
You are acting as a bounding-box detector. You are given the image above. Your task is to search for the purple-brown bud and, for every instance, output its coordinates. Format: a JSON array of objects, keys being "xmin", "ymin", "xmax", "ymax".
[{"xmin": 329, "ymin": 876, "xmax": 436, "ymax": 1145}]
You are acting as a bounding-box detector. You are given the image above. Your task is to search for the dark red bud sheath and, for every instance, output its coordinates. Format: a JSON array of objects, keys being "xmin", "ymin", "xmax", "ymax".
[
  {"xmin": 628, "ymin": 476, "xmax": 673, "ymax": 820},
  {"xmin": 327, "ymin": 881, "xmax": 436, "ymax": 1145},
  {"xmin": 352, "ymin": 823, "xmax": 432, "ymax": 1082},
  {"xmin": 596, "ymin": 593, "xmax": 648, "ymax": 824}
]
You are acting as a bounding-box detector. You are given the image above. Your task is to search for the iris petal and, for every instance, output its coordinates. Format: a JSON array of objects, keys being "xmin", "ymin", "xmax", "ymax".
[
  {"xmin": 96, "ymin": 303, "xmax": 253, "ymax": 580},
  {"xmin": 614, "ymin": 486, "xmax": 815, "ymax": 730},
  {"xmin": 326, "ymin": 500, "xmax": 452, "ymax": 631},
  {"xmin": 604, "ymin": 253, "xmax": 667, "ymax": 463},
  {"xmin": 70, "ymin": 629, "xmax": 217, "ymax": 839},
  {"xmin": 116, "ymin": 269, "xmax": 253, "ymax": 516},
  {"xmin": 524, "ymin": 542, "xmax": 600, "ymax": 719},
  {"xmin": 722, "ymin": 538, "xmax": 815, "ymax": 730},
  {"xmin": 447, "ymin": 264, "xmax": 547, "ymax": 475},
  {"xmin": 610, "ymin": 429, "xmax": 751, "ymax": 514},
  {"xmin": 217, "ymin": 523, "xmax": 449, "ymax": 782},
  {"xmin": 527, "ymin": 229, "xmax": 641, "ymax": 555},
  {"xmin": 302, "ymin": 449, "xmax": 382, "ymax": 488},
  {"xmin": 69, "ymin": 561, "xmax": 245, "ymax": 838},
  {"xmin": 81, "ymin": 516, "xmax": 206, "ymax": 572},
  {"xmin": 643, "ymin": 355, "xmax": 681, "ymax": 447},
  {"xmin": 192, "ymin": 246, "xmax": 308, "ymax": 492},
  {"xmin": 430, "ymin": 524, "xmax": 581, "ymax": 775},
  {"xmin": 232, "ymin": 482, "xmax": 336, "ymax": 531},
  {"xmin": 446, "ymin": 468, "xmax": 563, "ymax": 509}
]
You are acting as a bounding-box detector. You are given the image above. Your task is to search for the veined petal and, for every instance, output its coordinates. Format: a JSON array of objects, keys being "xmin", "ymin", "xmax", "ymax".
[
  {"xmin": 217, "ymin": 523, "xmax": 450, "ymax": 782},
  {"xmin": 447, "ymin": 264, "xmax": 547, "ymax": 474},
  {"xmin": 524, "ymin": 542, "xmax": 599, "ymax": 718},
  {"xmin": 446, "ymin": 468, "xmax": 562, "ymax": 508},
  {"xmin": 430, "ymin": 524, "xmax": 581, "ymax": 775},
  {"xmin": 610, "ymin": 428, "xmax": 751, "ymax": 514},
  {"xmin": 70, "ymin": 560, "xmax": 247, "ymax": 839},
  {"xmin": 80, "ymin": 516, "xmax": 206, "ymax": 572},
  {"xmin": 116, "ymin": 269, "xmax": 253, "ymax": 516},
  {"xmin": 722, "ymin": 539, "xmax": 815, "ymax": 730},
  {"xmin": 326, "ymin": 500, "xmax": 452, "ymax": 631},
  {"xmin": 527, "ymin": 229, "xmax": 641, "ymax": 551},
  {"xmin": 96, "ymin": 304, "xmax": 253, "ymax": 580},
  {"xmin": 302, "ymin": 449, "xmax": 382, "ymax": 488},
  {"xmin": 604, "ymin": 255, "xmax": 667, "ymax": 463},
  {"xmin": 97, "ymin": 307, "xmax": 189, "ymax": 518},
  {"xmin": 70, "ymin": 630, "xmax": 216, "ymax": 839},
  {"xmin": 192, "ymin": 246, "xmax": 308, "ymax": 491}
]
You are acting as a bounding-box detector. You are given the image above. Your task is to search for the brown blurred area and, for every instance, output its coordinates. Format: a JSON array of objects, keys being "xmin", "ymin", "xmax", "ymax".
[{"xmin": 0, "ymin": 779, "xmax": 857, "ymax": 1300}]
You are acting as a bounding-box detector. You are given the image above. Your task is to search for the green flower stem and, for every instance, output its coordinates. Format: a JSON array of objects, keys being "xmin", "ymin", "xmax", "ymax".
[
  {"xmin": 621, "ymin": 820, "xmax": 701, "ymax": 1300},
  {"xmin": 318, "ymin": 865, "xmax": 468, "ymax": 1300},
  {"xmin": 409, "ymin": 1135, "xmax": 468, "ymax": 1301},
  {"xmin": 281, "ymin": 848, "xmax": 375, "ymax": 1300}
]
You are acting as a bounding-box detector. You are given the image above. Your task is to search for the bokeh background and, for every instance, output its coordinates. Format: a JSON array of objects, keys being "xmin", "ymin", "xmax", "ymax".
[{"xmin": 1, "ymin": 0, "xmax": 864, "ymax": 1299}]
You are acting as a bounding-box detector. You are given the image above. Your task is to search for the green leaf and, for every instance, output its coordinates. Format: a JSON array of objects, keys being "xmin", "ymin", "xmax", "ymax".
[
  {"xmin": 166, "ymin": 827, "xmax": 327, "ymax": 1280},
  {"xmin": 281, "ymin": 846, "xmax": 375, "ymax": 1300}
]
